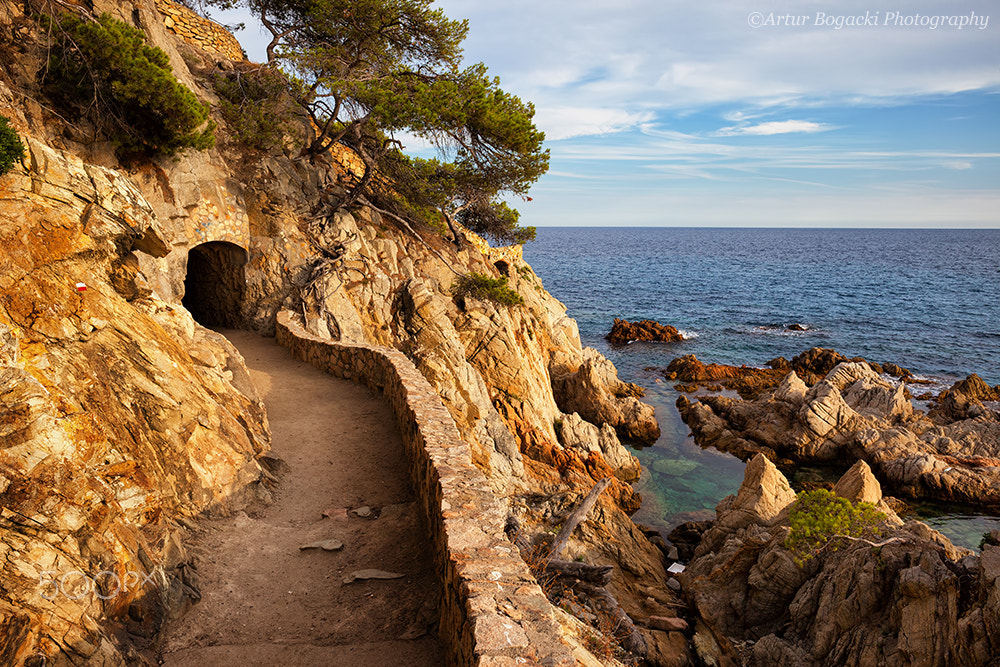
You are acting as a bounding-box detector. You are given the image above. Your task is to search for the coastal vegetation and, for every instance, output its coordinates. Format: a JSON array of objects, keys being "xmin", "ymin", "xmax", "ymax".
[
  {"xmin": 784, "ymin": 488, "xmax": 885, "ymax": 563},
  {"xmin": 238, "ymin": 0, "xmax": 548, "ymax": 243},
  {"xmin": 451, "ymin": 272, "xmax": 524, "ymax": 307},
  {"xmin": 211, "ymin": 64, "xmax": 290, "ymax": 151},
  {"xmin": 41, "ymin": 12, "xmax": 215, "ymax": 156},
  {"xmin": 0, "ymin": 113, "xmax": 24, "ymax": 174}
]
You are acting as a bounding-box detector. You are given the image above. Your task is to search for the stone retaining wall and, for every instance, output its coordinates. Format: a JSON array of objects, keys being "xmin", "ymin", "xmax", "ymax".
[
  {"xmin": 154, "ymin": 0, "xmax": 245, "ymax": 61},
  {"xmin": 276, "ymin": 311, "xmax": 575, "ymax": 667}
]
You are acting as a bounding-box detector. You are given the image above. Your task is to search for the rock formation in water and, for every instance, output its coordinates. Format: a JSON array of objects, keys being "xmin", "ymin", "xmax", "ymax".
[
  {"xmin": 677, "ymin": 359, "xmax": 1000, "ymax": 506},
  {"xmin": 665, "ymin": 347, "xmax": 919, "ymax": 399},
  {"xmin": 0, "ymin": 1, "xmax": 680, "ymax": 663},
  {"xmin": 679, "ymin": 454, "xmax": 1000, "ymax": 667},
  {"xmin": 606, "ymin": 318, "xmax": 684, "ymax": 347}
]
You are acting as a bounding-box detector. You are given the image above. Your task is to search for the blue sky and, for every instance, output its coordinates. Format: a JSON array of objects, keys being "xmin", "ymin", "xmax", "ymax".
[{"xmin": 220, "ymin": 1, "xmax": 1000, "ymax": 228}]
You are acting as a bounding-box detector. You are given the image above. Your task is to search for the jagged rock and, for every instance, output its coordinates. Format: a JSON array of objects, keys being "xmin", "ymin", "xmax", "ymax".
[
  {"xmin": 931, "ymin": 374, "xmax": 1000, "ymax": 423},
  {"xmin": 832, "ymin": 460, "xmax": 881, "ymax": 505},
  {"xmin": 678, "ymin": 359, "xmax": 1000, "ymax": 506},
  {"xmin": 554, "ymin": 349, "xmax": 660, "ymax": 444},
  {"xmin": 799, "ymin": 380, "xmax": 859, "ymax": 439},
  {"xmin": 773, "ymin": 371, "xmax": 807, "ymax": 405},
  {"xmin": 606, "ymin": 318, "xmax": 683, "ymax": 347},
  {"xmin": 681, "ymin": 456, "xmax": 991, "ymax": 666},
  {"xmin": 558, "ymin": 412, "xmax": 641, "ymax": 482},
  {"xmin": 724, "ymin": 454, "xmax": 796, "ymax": 526}
]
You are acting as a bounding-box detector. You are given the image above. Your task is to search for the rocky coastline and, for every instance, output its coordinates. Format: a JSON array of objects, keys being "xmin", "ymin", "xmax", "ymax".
[
  {"xmin": 2, "ymin": 2, "xmax": 998, "ymax": 665},
  {"xmin": 670, "ymin": 348, "xmax": 1000, "ymax": 508}
]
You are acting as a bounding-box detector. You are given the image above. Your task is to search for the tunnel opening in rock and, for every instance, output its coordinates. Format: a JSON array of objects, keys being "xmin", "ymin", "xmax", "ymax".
[
  {"xmin": 182, "ymin": 241, "xmax": 247, "ymax": 328},
  {"xmin": 494, "ymin": 260, "xmax": 510, "ymax": 276}
]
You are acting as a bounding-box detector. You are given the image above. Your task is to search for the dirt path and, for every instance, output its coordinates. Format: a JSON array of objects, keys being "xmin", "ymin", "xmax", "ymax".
[{"xmin": 159, "ymin": 331, "xmax": 444, "ymax": 666}]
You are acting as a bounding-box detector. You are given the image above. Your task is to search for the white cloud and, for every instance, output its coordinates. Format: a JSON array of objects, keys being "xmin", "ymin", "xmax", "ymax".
[
  {"xmin": 713, "ymin": 120, "xmax": 834, "ymax": 136},
  {"xmin": 534, "ymin": 107, "xmax": 654, "ymax": 141}
]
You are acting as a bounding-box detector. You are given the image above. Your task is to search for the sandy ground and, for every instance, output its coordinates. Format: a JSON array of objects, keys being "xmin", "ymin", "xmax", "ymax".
[{"xmin": 158, "ymin": 330, "xmax": 444, "ymax": 666}]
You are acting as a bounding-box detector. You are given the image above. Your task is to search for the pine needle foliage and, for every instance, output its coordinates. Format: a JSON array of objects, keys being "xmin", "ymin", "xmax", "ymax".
[
  {"xmin": 451, "ymin": 272, "xmax": 523, "ymax": 307},
  {"xmin": 784, "ymin": 489, "xmax": 885, "ymax": 564},
  {"xmin": 42, "ymin": 12, "xmax": 214, "ymax": 156},
  {"xmin": 0, "ymin": 114, "xmax": 25, "ymax": 175},
  {"xmin": 212, "ymin": 64, "xmax": 290, "ymax": 150},
  {"xmin": 246, "ymin": 0, "xmax": 547, "ymax": 243}
]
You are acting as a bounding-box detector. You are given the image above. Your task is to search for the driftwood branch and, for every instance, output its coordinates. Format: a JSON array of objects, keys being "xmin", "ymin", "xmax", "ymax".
[
  {"xmin": 544, "ymin": 559, "xmax": 613, "ymax": 586},
  {"xmin": 572, "ymin": 580, "xmax": 648, "ymax": 657},
  {"xmin": 548, "ymin": 477, "xmax": 611, "ymax": 562}
]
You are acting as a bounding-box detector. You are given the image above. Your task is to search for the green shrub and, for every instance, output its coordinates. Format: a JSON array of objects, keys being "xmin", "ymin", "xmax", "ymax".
[
  {"xmin": 212, "ymin": 65, "xmax": 290, "ymax": 150},
  {"xmin": 0, "ymin": 114, "xmax": 25, "ymax": 175},
  {"xmin": 43, "ymin": 12, "xmax": 214, "ymax": 156},
  {"xmin": 451, "ymin": 272, "xmax": 524, "ymax": 307},
  {"xmin": 784, "ymin": 489, "xmax": 885, "ymax": 563}
]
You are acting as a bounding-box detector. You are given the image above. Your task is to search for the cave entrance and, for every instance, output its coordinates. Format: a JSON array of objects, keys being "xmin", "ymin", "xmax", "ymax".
[{"xmin": 182, "ymin": 241, "xmax": 247, "ymax": 328}]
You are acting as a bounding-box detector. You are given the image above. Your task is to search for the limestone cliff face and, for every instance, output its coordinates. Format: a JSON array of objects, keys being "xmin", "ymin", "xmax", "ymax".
[{"xmin": 0, "ymin": 0, "xmax": 672, "ymax": 663}]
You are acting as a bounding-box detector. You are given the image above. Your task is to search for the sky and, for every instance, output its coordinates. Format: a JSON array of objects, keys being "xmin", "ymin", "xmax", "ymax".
[{"xmin": 218, "ymin": 1, "xmax": 1000, "ymax": 228}]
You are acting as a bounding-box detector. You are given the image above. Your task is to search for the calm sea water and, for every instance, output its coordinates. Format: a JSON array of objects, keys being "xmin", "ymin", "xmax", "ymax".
[{"xmin": 523, "ymin": 227, "xmax": 1000, "ymax": 550}]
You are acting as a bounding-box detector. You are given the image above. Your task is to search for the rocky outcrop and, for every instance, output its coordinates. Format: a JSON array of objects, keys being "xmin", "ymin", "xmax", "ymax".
[
  {"xmin": 554, "ymin": 348, "xmax": 661, "ymax": 444},
  {"xmin": 605, "ymin": 318, "xmax": 683, "ymax": 347},
  {"xmin": 666, "ymin": 348, "xmax": 920, "ymax": 399},
  {"xmin": 678, "ymin": 454, "xmax": 1000, "ymax": 667},
  {"xmin": 664, "ymin": 354, "xmax": 788, "ymax": 399},
  {"xmin": 678, "ymin": 361, "xmax": 1000, "ymax": 505}
]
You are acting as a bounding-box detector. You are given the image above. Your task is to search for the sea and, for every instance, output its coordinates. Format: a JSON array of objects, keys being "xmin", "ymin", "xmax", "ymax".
[{"xmin": 522, "ymin": 227, "xmax": 1000, "ymax": 551}]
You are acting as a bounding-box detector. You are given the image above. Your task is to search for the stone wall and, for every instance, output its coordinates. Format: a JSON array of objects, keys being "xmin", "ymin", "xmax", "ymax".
[
  {"xmin": 154, "ymin": 0, "xmax": 245, "ymax": 61},
  {"xmin": 275, "ymin": 311, "xmax": 576, "ymax": 667}
]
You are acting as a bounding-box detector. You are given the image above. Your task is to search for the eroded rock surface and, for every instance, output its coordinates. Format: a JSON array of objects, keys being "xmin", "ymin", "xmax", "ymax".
[{"xmin": 0, "ymin": 108, "xmax": 269, "ymax": 664}]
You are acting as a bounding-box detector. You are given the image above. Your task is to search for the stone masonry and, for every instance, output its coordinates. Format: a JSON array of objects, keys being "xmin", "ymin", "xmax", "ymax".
[
  {"xmin": 154, "ymin": 0, "xmax": 245, "ymax": 61},
  {"xmin": 275, "ymin": 311, "xmax": 576, "ymax": 667}
]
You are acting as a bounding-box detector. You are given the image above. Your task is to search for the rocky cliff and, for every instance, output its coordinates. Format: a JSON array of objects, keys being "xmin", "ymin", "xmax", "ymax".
[{"xmin": 0, "ymin": 0, "xmax": 678, "ymax": 663}]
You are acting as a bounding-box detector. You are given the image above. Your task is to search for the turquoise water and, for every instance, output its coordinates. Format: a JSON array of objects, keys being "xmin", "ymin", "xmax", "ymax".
[{"xmin": 523, "ymin": 227, "xmax": 1000, "ymax": 549}]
